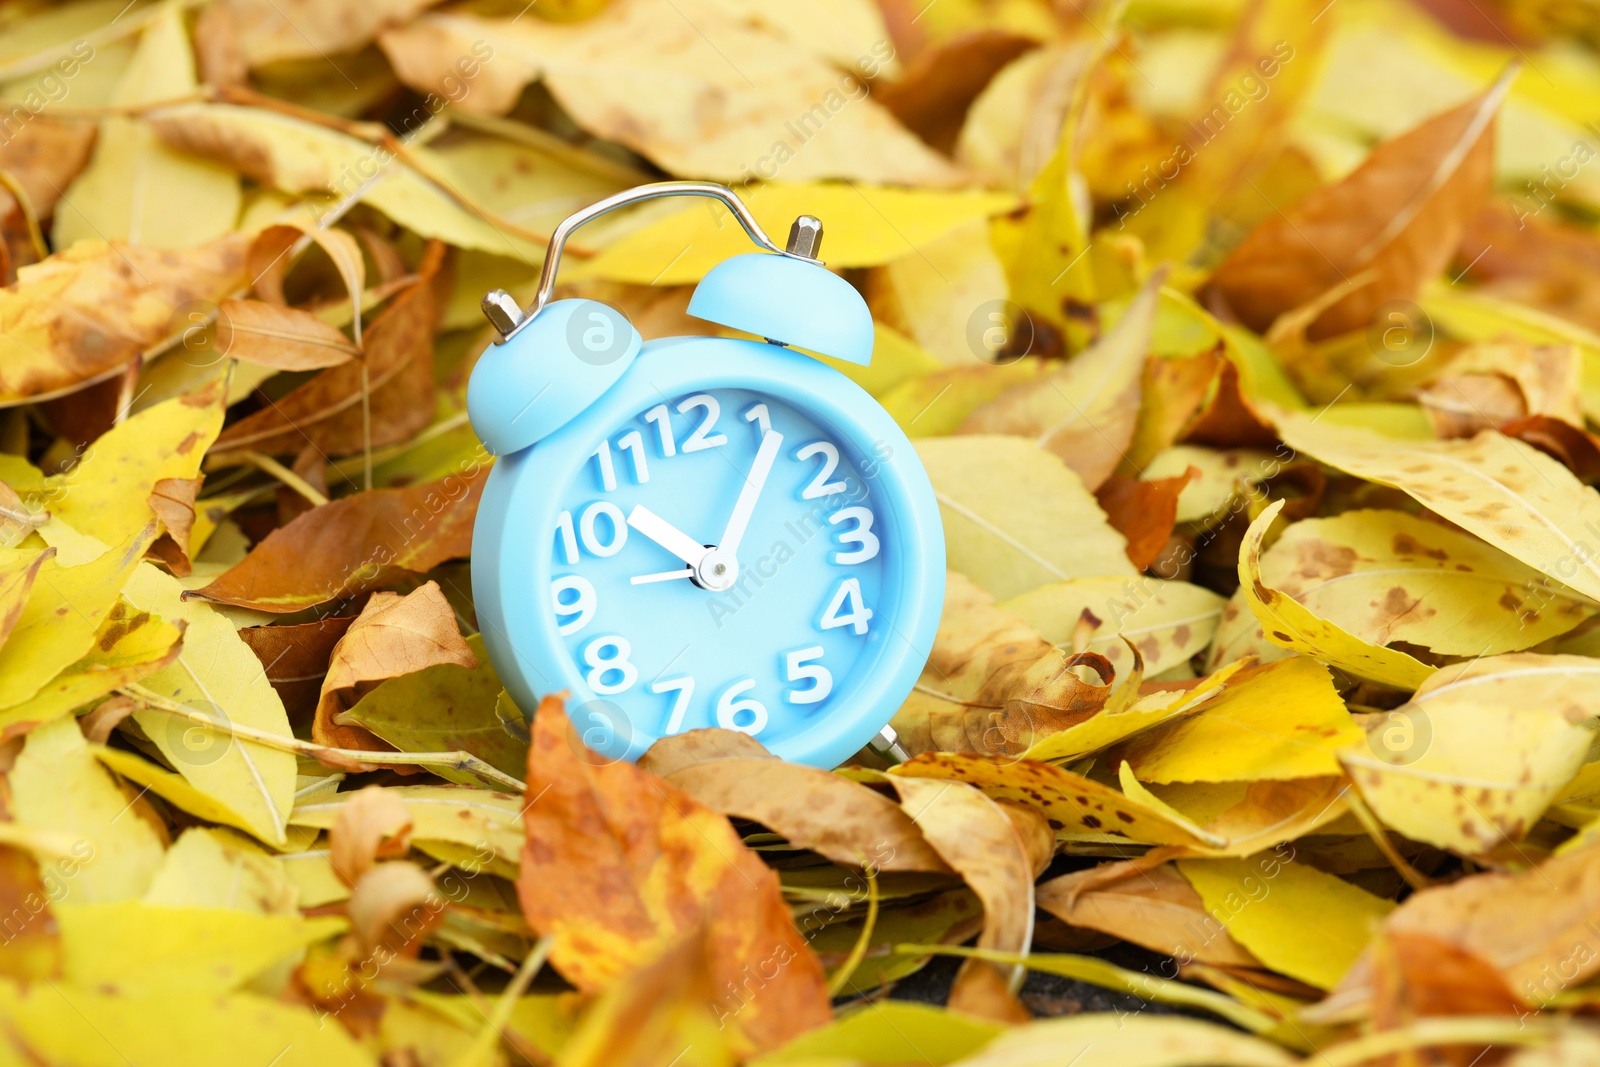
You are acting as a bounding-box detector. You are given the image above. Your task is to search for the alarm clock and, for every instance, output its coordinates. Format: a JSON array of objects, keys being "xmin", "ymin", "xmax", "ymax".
[{"xmin": 467, "ymin": 182, "xmax": 944, "ymax": 768}]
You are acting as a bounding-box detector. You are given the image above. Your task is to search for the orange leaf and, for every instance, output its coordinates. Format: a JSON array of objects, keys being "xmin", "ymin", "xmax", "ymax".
[
  {"xmin": 517, "ymin": 695, "xmax": 830, "ymax": 1056},
  {"xmin": 1095, "ymin": 467, "xmax": 1197, "ymax": 571},
  {"xmin": 1207, "ymin": 71, "xmax": 1511, "ymax": 339},
  {"xmin": 216, "ymin": 298, "xmax": 359, "ymax": 370},
  {"xmin": 190, "ymin": 463, "xmax": 487, "ymax": 613}
]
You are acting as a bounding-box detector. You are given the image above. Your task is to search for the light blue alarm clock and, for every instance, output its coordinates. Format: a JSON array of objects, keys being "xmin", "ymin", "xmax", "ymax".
[{"xmin": 467, "ymin": 182, "xmax": 944, "ymax": 768}]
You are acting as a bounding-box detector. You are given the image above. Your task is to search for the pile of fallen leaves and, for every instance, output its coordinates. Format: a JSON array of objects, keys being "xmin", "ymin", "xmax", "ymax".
[{"xmin": 7, "ymin": 0, "xmax": 1600, "ymax": 1063}]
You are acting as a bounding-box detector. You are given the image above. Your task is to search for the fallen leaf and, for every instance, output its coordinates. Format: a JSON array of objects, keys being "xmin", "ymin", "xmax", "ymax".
[
  {"xmin": 1036, "ymin": 860, "xmax": 1261, "ymax": 969},
  {"xmin": 517, "ymin": 695, "xmax": 830, "ymax": 1056},
  {"xmin": 214, "ymin": 241, "xmax": 446, "ymax": 456},
  {"xmin": 1208, "ymin": 71, "xmax": 1511, "ymax": 338},
  {"xmin": 643, "ymin": 733, "xmax": 951, "ymax": 874},
  {"xmin": 948, "ymin": 1013, "xmax": 1295, "ymax": 1067},
  {"xmin": 190, "ymin": 462, "xmax": 488, "ymax": 612},
  {"xmin": 312, "ymin": 581, "xmax": 476, "ymax": 764},
  {"xmin": 1116, "ymin": 657, "xmax": 1364, "ymax": 784},
  {"xmin": 341, "ymin": 632, "xmax": 528, "ymax": 782},
  {"xmin": 1239, "ymin": 500, "xmax": 1437, "ymax": 689},
  {"xmin": 1002, "ymin": 575, "xmax": 1227, "ymax": 677},
  {"xmin": 237, "ymin": 614, "xmax": 356, "ymax": 721},
  {"xmin": 1340, "ymin": 653, "xmax": 1600, "ymax": 854},
  {"xmin": 959, "ymin": 270, "xmax": 1165, "ymax": 490},
  {"xmin": 0, "ymin": 229, "xmax": 252, "ymax": 404},
  {"xmin": 377, "ymin": 3, "xmax": 960, "ymax": 186},
  {"xmin": 1177, "ymin": 854, "xmax": 1393, "ymax": 990},
  {"xmin": 917, "ymin": 436, "xmax": 1136, "ymax": 601},
  {"xmin": 329, "ymin": 785, "xmax": 413, "ymax": 885},
  {"xmin": 1274, "ymin": 412, "xmax": 1600, "ymax": 605},
  {"xmin": 8, "ymin": 715, "xmax": 167, "ymax": 902},
  {"xmin": 1094, "ymin": 468, "xmax": 1199, "ymax": 571},
  {"xmin": 215, "ymin": 298, "xmax": 359, "ymax": 370},
  {"xmin": 221, "ymin": 0, "xmax": 445, "ymax": 67}
]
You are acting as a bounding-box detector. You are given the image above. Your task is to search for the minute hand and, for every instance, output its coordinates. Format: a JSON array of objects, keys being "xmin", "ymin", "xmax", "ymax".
[{"xmin": 717, "ymin": 430, "xmax": 783, "ymax": 560}]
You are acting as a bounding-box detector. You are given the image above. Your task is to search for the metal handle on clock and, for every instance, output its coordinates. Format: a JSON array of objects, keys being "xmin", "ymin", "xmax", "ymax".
[{"xmin": 482, "ymin": 181, "xmax": 823, "ymax": 343}]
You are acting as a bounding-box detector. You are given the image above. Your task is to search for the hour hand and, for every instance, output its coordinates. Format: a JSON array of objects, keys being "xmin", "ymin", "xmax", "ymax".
[{"xmin": 626, "ymin": 505, "xmax": 708, "ymax": 568}]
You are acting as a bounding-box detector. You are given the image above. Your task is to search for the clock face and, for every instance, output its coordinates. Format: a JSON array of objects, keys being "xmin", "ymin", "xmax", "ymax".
[{"xmin": 544, "ymin": 385, "xmax": 895, "ymax": 753}]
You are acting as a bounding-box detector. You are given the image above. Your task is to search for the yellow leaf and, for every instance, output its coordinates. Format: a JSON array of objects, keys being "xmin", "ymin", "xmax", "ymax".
[
  {"xmin": 751, "ymin": 1002, "xmax": 1002, "ymax": 1065},
  {"xmin": 0, "ymin": 979, "xmax": 376, "ymax": 1065},
  {"xmin": 144, "ymin": 827, "xmax": 297, "ymax": 913},
  {"xmin": 54, "ymin": 901, "xmax": 344, "ymax": 995},
  {"xmin": 1018, "ymin": 661, "xmax": 1243, "ymax": 765},
  {"xmin": 1117, "ymin": 657, "xmax": 1363, "ymax": 784},
  {"xmin": 378, "ymin": 5, "xmax": 959, "ymax": 187},
  {"xmin": 1258, "ymin": 507, "xmax": 1594, "ymax": 655},
  {"xmin": 917, "ymin": 436, "xmax": 1136, "ymax": 601},
  {"xmin": 869, "ymin": 218, "xmax": 1012, "ymax": 364},
  {"xmin": 148, "ymin": 103, "xmax": 547, "ymax": 263},
  {"xmin": 816, "ymin": 322, "xmax": 944, "ymax": 399},
  {"xmin": 0, "ymin": 229, "xmax": 253, "ymax": 404},
  {"xmin": 222, "ymin": 0, "xmax": 446, "ymax": 67},
  {"xmin": 0, "ymin": 600, "xmax": 184, "ymax": 739},
  {"xmin": 112, "ymin": 557, "xmax": 297, "ymax": 847},
  {"xmin": 1276, "ymin": 412, "xmax": 1600, "ymax": 605},
  {"xmin": 53, "ymin": 2, "xmax": 240, "ymax": 250},
  {"xmin": 1340, "ymin": 653, "xmax": 1600, "ymax": 854},
  {"xmin": 1239, "ymin": 500, "xmax": 1436, "ymax": 689},
  {"xmin": 9, "ymin": 716, "xmax": 166, "ymax": 902},
  {"xmin": 0, "ymin": 546, "xmax": 49, "ymax": 650},
  {"xmin": 0, "ymin": 528, "xmax": 151, "ymax": 710},
  {"xmin": 576, "ymin": 182, "xmax": 1017, "ymax": 287},
  {"xmin": 291, "ymin": 784, "xmax": 525, "ymax": 878},
  {"xmin": 39, "ymin": 382, "xmax": 224, "ymax": 549},
  {"xmin": 1145, "ymin": 444, "xmax": 1277, "ymax": 526},
  {"xmin": 880, "ymin": 360, "xmax": 1049, "ymax": 438},
  {"xmin": 1177, "ymin": 855, "xmax": 1393, "ymax": 990},
  {"xmin": 1002, "ymin": 576, "xmax": 1227, "ymax": 676}
]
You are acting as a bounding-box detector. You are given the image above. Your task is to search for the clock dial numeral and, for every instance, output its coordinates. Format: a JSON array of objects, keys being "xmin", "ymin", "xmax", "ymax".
[
  {"xmin": 616, "ymin": 430, "xmax": 650, "ymax": 484},
  {"xmin": 678, "ymin": 393, "xmax": 728, "ymax": 452},
  {"xmin": 643, "ymin": 404, "xmax": 677, "ymax": 457},
  {"xmin": 785, "ymin": 646, "xmax": 832, "ymax": 705},
  {"xmin": 555, "ymin": 502, "xmax": 629, "ymax": 563},
  {"xmin": 551, "ymin": 575, "xmax": 597, "ymax": 635},
  {"xmin": 652, "ymin": 675, "xmax": 695, "ymax": 734},
  {"xmin": 591, "ymin": 440, "xmax": 617, "ymax": 492},
  {"xmin": 583, "ymin": 635, "xmax": 638, "ymax": 695},
  {"xmin": 744, "ymin": 403, "xmax": 771, "ymax": 436},
  {"xmin": 716, "ymin": 678, "xmax": 768, "ymax": 735},
  {"xmin": 828, "ymin": 506, "xmax": 880, "ymax": 564},
  {"xmin": 820, "ymin": 577, "xmax": 873, "ymax": 635},
  {"xmin": 796, "ymin": 441, "xmax": 847, "ymax": 499}
]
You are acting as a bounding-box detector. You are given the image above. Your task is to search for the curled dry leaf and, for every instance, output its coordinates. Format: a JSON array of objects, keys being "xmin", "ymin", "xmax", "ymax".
[
  {"xmin": 329, "ymin": 785, "xmax": 414, "ymax": 886},
  {"xmin": 1209, "ymin": 71, "xmax": 1510, "ymax": 339},
  {"xmin": 644, "ymin": 731, "xmax": 951, "ymax": 874},
  {"xmin": 1239, "ymin": 500, "xmax": 1438, "ymax": 690},
  {"xmin": 215, "ymin": 299, "xmax": 359, "ymax": 371},
  {"xmin": 890, "ymin": 572, "xmax": 1114, "ymax": 759},
  {"xmin": 0, "ymin": 229, "xmax": 252, "ymax": 405},
  {"xmin": 881, "ymin": 773, "xmax": 1036, "ymax": 1022},
  {"xmin": 1416, "ymin": 341, "xmax": 1582, "ymax": 439},
  {"xmin": 346, "ymin": 860, "xmax": 443, "ymax": 958},
  {"xmin": 517, "ymin": 695, "xmax": 830, "ymax": 1055},
  {"xmin": 1003, "ymin": 574, "xmax": 1226, "ymax": 677},
  {"xmin": 1036, "ymin": 860, "xmax": 1261, "ymax": 970},
  {"xmin": 312, "ymin": 581, "xmax": 477, "ymax": 766},
  {"xmin": 214, "ymin": 241, "xmax": 446, "ymax": 457},
  {"xmin": 191, "ymin": 462, "xmax": 487, "ymax": 612}
]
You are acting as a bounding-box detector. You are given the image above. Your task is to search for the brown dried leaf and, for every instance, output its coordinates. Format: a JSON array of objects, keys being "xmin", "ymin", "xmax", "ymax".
[
  {"xmin": 190, "ymin": 463, "xmax": 486, "ymax": 613},
  {"xmin": 1208, "ymin": 72, "xmax": 1511, "ymax": 339},
  {"xmin": 1095, "ymin": 467, "xmax": 1198, "ymax": 571},
  {"xmin": 312, "ymin": 582, "xmax": 476, "ymax": 764},
  {"xmin": 237, "ymin": 615, "xmax": 356, "ymax": 722},
  {"xmin": 517, "ymin": 695, "xmax": 831, "ymax": 1055},
  {"xmin": 216, "ymin": 299, "xmax": 359, "ymax": 371},
  {"xmin": 329, "ymin": 785, "xmax": 414, "ymax": 886}
]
